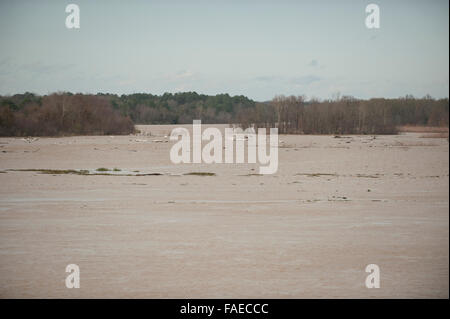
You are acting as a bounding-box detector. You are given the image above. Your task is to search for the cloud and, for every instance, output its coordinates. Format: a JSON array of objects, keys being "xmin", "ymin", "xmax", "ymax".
[
  {"xmin": 308, "ymin": 59, "xmax": 319, "ymax": 67},
  {"xmin": 174, "ymin": 70, "xmax": 194, "ymax": 79},
  {"xmin": 175, "ymin": 85, "xmax": 189, "ymax": 92},
  {"xmin": 160, "ymin": 70, "xmax": 201, "ymax": 93},
  {"xmin": 0, "ymin": 58, "xmax": 75, "ymax": 77},
  {"xmin": 254, "ymin": 75, "xmax": 280, "ymax": 82},
  {"xmin": 164, "ymin": 70, "xmax": 196, "ymax": 81},
  {"xmin": 254, "ymin": 74, "xmax": 322, "ymax": 87},
  {"xmin": 290, "ymin": 75, "xmax": 322, "ymax": 86}
]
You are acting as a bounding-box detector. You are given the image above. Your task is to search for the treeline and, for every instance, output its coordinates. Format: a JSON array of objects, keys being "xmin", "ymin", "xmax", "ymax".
[
  {"xmin": 0, "ymin": 92, "xmax": 255, "ymax": 136},
  {"xmin": 0, "ymin": 93, "xmax": 134, "ymax": 136},
  {"xmin": 239, "ymin": 95, "xmax": 449, "ymax": 135},
  {"xmin": 105, "ymin": 92, "xmax": 255, "ymax": 124},
  {"xmin": 0, "ymin": 92, "xmax": 448, "ymax": 136}
]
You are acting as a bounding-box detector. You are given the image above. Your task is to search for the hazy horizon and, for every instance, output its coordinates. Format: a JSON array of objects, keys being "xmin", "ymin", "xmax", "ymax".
[{"xmin": 0, "ymin": 90, "xmax": 449, "ymax": 104}]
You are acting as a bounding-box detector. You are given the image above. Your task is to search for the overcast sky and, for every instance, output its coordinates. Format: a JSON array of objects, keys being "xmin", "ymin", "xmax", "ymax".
[{"xmin": 0, "ymin": 0, "xmax": 448, "ymax": 101}]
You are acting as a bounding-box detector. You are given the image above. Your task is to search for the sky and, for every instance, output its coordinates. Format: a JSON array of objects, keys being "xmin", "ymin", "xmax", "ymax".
[{"xmin": 0, "ymin": 0, "xmax": 448, "ymax": 101}]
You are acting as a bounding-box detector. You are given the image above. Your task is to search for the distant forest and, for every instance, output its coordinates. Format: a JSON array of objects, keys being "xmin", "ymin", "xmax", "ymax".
[
  {"xmin": 0, "ymin": 92, "xmax": 448, "ymax": 136},
  {"xmin": 245, "ymin": 95, "xmax": 449, "ymax": 135}
]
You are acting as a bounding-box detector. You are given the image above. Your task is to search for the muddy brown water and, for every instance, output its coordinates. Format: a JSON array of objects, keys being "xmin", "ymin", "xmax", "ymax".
[{"xmin": 0, "ymin": 125, "xmax": 448, "ymax": 298}]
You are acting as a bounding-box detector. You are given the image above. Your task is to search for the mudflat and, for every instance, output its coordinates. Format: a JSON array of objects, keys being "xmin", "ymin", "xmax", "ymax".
[{"xmin": 0, "ymin": 125, "xmax": 448, "ymax": 298}]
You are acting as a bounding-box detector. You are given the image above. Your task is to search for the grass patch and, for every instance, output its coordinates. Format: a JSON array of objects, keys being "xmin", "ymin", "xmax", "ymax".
[
  {"xmin": 184, "ymin": 172, "xmax": 216, "ymax": 176},
  {"xmin": 113, "ymin": 168, "xmax": 121, "ymax": 171},
  {"xmin": 355, "ymin": 174, "xmax": 381, "ymax": 178},
  {"xmin": 295, "ymin": 173, "xmax": 338, "ymax": 177},
  {"xmin": 279, "ymin": 144, "xmax": 295, "ymax": 149},
  {"xmin": 7, "ymin": 169, "xmax": 163, "ymax": 176},
  {"xmin": 8, "ymin": 169, "xmax": 90, "ymax": 175},
  {"xmin": 85, "ymin": 172, "xmax": 162, "ymax": 176},
  {"xmin": 96, "ymin": 167, "xmax": 109, "ymax": 172}
]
